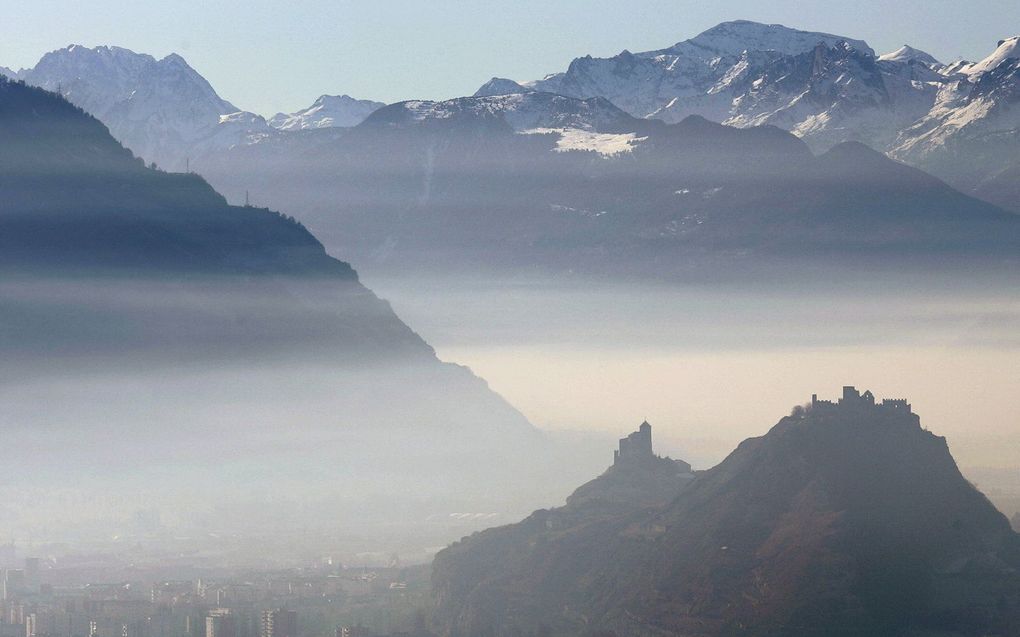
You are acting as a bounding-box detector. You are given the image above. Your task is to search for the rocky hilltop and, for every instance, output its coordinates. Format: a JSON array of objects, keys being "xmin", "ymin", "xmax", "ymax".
[
  {"xmin": 566, "ymin": 421, "xmax": 695, "ymax": 510},
  {"xmin": 431, "ymin": 388, "xmax": 1020, "ymax": 637}
]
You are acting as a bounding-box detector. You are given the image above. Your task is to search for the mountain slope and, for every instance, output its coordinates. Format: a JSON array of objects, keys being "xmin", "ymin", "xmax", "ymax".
[
  {"xmin": 11, "ymin": 26, "xmax": 1018, "ymax": 213},
  {"xmin": 15, "ymin": 45, "xmax": 273, "ymax": 171},
  {"xmin": 196, "ymin": 91, "xmax": 1020, "ymax": 281},
  {"xmin": 0, "ymin": 77, "xmax": 591, "ymax": 532},
  {"xmin": 495, "ymin": 22, "xmax": 1020, "ymax": 211},
  {"xmin": 11, "ymin": 45, "xmax": 394, "ymax": 172},
  {"xmin": 0, "ymin": 76, "xmax": 333, "ymax": 276},
  {"xmin": 432, "ymin": 389, "xmax": 1020, "ymax": 637},
  {"xmin": 878, "ymin": 45, "xmax": 942, "ymax": 66},
  {"xmin": 473, "ymin": 77, "xmax": 531, "ymax": 97},
  {"xmin": 890, "ymin": 52, "xmax": 1020, "ymax": 211},
  {"xmin": 517, "ymin": 21, "xmax": 882, "ymax": 128}
]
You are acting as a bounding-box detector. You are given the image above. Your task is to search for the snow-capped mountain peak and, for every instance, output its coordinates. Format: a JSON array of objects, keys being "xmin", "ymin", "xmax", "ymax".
[
  {"xmin": 27, "ymin": 44, "xmax": 157, "ymax": 116},
  {"xmin": 500, "ymin": 20, "xmax": 878, "ymax": 122},
  {"xmin": 472, "ymin": 22, "xmax": 1020, "ymax": 212},
  {"xmin": 674, "ymin": 20, "xmax": 875, "ymax": 58},
  {"xmin": 24, "ymin": 44, "xmax": 235, "ymax": 116},
  {"xmin": 17, "ymin": 44, "xmax": 264, "ymax": 170},
  {"xmin": 878, "ymin": 45, "xmax": 942, "ymax": 66},
  {"xmin": 961, "ymin": 35, "xmax": 1020, "ymax": 77},
  {"xmin": 268, "ymin": 94, "xmax": 385, "ymax": 130},
  {"xmin": 473, "ymin": 77, "xmax": 532, "ymax": 97}
]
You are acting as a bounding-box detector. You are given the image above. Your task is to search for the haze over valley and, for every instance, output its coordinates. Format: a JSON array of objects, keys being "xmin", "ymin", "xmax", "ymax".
[{"xmin": 2, "ymin": 7, "xmax": 1020, "ymax": 636}]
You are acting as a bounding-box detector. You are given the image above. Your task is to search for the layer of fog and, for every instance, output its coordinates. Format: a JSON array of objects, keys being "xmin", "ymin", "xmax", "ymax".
[
  {"xmin": 361, "ymin": 271, "xmax": 1020, "ymax": 514},
  {"xmin": 4, "ymin": 269, "xmax": 1016, "ymax": 561},
  {"xmin": 0, "ymin": 275, "xmax": 610, "ymax": 562}
]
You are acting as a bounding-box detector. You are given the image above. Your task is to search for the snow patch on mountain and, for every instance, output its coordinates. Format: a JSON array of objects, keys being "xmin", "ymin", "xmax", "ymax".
[
  {"xmin": 959, "ymin": 35, "xmax": 1020, "ymax": 78},
  {"xmin": 519, "ymin": 127, "xmax": 646, "ymax": 156},
  {"xmin": 878, "ymin": 45, "xmax": 942, "ymax": 67},
  {"xmin": 891, "ymin": 58, "xmax": 1020, "ymax": 165}
]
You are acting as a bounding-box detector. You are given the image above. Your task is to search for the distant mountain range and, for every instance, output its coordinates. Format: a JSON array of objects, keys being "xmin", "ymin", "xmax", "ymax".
[
  {"xmin": 196, "ymin": 89, "xmax": 1020, "ymax": 280},
  {"xmin": 11, "ymin": 24, "xmax": 1012, "ymax": 281},
  {"xmin": 0, "ymin": 46, "xmax": 385, "ymax": 171},
  {"xmin": 4, "ymin": 22, "xmax": 1017, "ymax": 212},
  {"xmin": 432, "ymin": 388, "xmax": 1020, "ymax": 636},
  {"xmin": 481, "ymin": 21, "xmax": 1020, "ymax": 212}
]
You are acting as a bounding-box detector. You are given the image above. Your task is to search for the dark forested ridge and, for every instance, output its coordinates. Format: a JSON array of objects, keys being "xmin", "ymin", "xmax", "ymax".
[
  {"xmin": 0, "ymin": 76, "xmax": 352, "ymax": 277},
  {"xmin": 0, "ymin": 76, "xmax": 432, "ymax": 363},
  {"xmin": 432, "ymin": 392, "xmax": 1020, "ymax": 637},
  {"xmin": 0, "ymin": 78, "xmax": 591, "ymax": 518}
]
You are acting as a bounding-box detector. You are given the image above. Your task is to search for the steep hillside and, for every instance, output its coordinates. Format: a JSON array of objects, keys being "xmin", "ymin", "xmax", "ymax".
[
  {"xmin": 0, "ymin": 78, "xmax": 590, "ymax": 529},
  {"xmin": 432, "ymin": 389, "xmax": 1020, "ymax": 637},
  {"xmin": 0, "ymin": 77, "xmax": 338, "ymax": 276}
]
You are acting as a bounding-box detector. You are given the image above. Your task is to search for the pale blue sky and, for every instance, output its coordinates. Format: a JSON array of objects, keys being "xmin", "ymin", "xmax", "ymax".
[{"xmin": 3, "ymin": 0, "xmax": 1018, "ymax": 116}]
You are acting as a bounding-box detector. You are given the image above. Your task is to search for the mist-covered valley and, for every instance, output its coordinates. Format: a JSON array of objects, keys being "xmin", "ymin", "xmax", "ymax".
[
  {"xmin": 3, "ymin": 10, "xmax": 1020, "ymax": 637},
  {"xmin": 365, "ymin": 271, "xmax": 1020, "ymax": 482},
  {"xmin": 0, "ymin": 78, "xmax": 604, "ymax": 562}
]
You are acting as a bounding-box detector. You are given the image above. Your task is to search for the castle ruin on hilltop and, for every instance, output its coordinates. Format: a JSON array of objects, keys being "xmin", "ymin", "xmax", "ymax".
[
  {"xmin": 810, "ymin": 386, "xmax": 912, "ymax": 414},
  {"xmin": 614, "ymin": 421, "xmax": 692, "ymax": 473},
  {"xmin": 615, "ymin": 421, "xmax": 653, "ymax": 464}
]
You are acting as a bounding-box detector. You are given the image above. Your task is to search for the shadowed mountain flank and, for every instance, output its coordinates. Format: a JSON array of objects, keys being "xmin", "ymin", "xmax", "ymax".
[
  {"xmin": 431, "ymin": 389, "xmax": 1020, "ymax": 637},
  {"xmin": 0, "ymin": 78, "xmax": 599, "ymax": 529},
  {"xmin": 197, "ymin": 93, "xmax": 1020, "ymax": 282}
]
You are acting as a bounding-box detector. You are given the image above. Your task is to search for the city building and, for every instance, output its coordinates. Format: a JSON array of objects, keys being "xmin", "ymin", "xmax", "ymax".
[
  {"xmin": 259, "ymin": 610, "xmax": 296, "ymax": 637},
  {"xmin": 206, "ymin": 609, "xmax": 236, "ymax": 637}
]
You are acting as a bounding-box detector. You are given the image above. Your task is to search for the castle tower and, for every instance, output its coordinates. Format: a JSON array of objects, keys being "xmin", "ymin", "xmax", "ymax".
[
  {"xmin": 637, "ymin": 421, "xmax": 653, "ymax": 456},
  {"xmin": 615, "ymin": 421, "xmax": 655, "ymax": 465}
]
